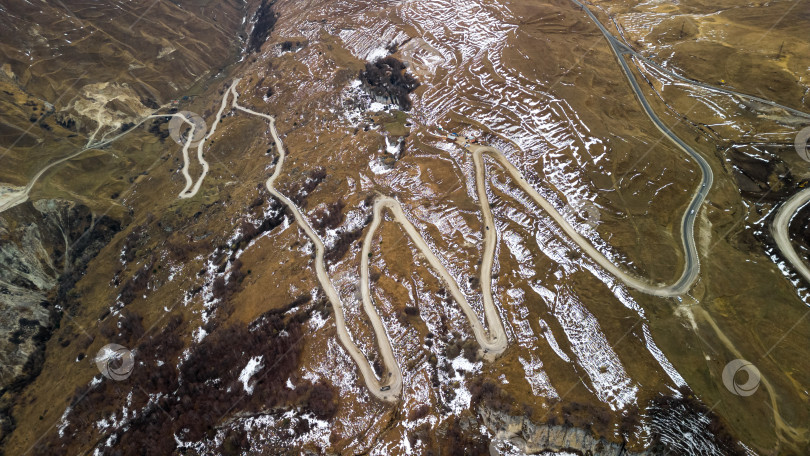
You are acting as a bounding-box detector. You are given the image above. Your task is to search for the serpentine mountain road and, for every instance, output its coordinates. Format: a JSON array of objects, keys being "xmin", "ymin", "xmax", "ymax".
[
  {"xmin": 469, "ymin": 142, "xmax": 697, "ymax": 296},
  {"xmin": 1, "ymin": 0, "xmax": 807, "ymax": 402},
  {"xmin": 229, "ymin": 82, "xmax": 405, "ymax": 402},
  {"xmin": 231, "ymin": 57, "xmax": 710, "ymax": 401},
  {"xmin": 573, "ymin": 0, "xmax": 810, "ymax": 290},
  {"xmin": 772, "ymin": 188, "xmax": 810, "ymax": 284}
]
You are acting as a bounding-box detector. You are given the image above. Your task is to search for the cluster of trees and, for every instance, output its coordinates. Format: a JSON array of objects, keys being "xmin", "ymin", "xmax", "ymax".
[
  {"xmin": 120, "ymin": 227, "xmax": 144, "ymax": 264},
  {"xmin": 311, "ymin": 197, "xmax": 374, "ymax": 264},
  {"xmin": 359, "ymin": 57, "xmax": 420, "ymax": 111},
  {"xmin": 404, "ymin": 306, "xmax": 420, "ymax": 316},
  {"xmin": 408, "ymin": 404, "xmax": 431, "ymax": 421},
  {"xmin": 140, "ymin": 98, "xmax": 160, "ymax": 110},
  {"xmin": 441, "ymin": 415, "xmax": 489, "ymax": 456},
  {"xmin": 325, "ymin": 224, "xmax": 365, "ymax": 264},
  {"xmin": 228, "ymin": 195, "xmax": 289, "ymax": 254},
  {"xmin": 53, "ymin": 113, "xmax": 76, "ymax": 131},
  {"xmin": 165, "ymin": 231, "xmax": 199, "ymax": 263},
  {"xmin": 306, "ymin": 381, "xmax": 338, "ymax": 420},
  {"xmin": 443, "ymin": 336, "xmax": 479, "ymax": 363},
  {"xmin": 279, "ymin": 40, "xmax": 305, "ymax": 52},
  {"xmin": 325, "ymin": 197, "xmax": 374, "ymax": 264},
  {"xmin": 405, "ymin": 414, "xmax": 488, "ymax": 456},
  {"xmin": 100, "ymin": 310, "xmax": 144, "ymax": 346},
  {"xmin": 211, "ymin": 258, "xmax": 246, "ymax": 303},
  {"xmin": 556, "ymin": 401, "xmax": 613, "ymax": 437},
  {"xmin": 470, "ymin": 378, "xmax": 523, "ymax": 416}
]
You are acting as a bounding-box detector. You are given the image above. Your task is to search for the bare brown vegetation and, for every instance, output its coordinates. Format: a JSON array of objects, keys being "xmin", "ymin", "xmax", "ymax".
[{"xmin": 35, "ymin": 299, "xmax": 335, "ymax": 456}]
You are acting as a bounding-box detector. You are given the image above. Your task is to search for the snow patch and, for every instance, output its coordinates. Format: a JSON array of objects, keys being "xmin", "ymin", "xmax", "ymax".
[{"xmin": 238, "ymin": 356, "xmax": 264, "ymax": 395}]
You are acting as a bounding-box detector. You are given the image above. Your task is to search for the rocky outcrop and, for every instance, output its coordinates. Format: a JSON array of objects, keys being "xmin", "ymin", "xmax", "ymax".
[
  {"xmin": 0, "ymin": 226, "xmax": 56, "ymax": 386},
  {"xmin": 359, "ymin": 56, "xmax": 420, "ymax": 110},
  {"xmin": 0, "ymin": 199, "xmax": 121, "ymax": 441},
  {"xmin": 479, "ymin": 407, "xmax": 649, "ymax": 456}
]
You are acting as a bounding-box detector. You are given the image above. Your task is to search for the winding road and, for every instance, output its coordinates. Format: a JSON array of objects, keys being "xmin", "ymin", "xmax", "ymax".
[
  {"xmin": 470, "ymin": 141, "xmax": 697, "ymax": 296},
  {"xmin": 208, "ymin": 25, "xmax": 809, "ymax": 398},
  {"xmin": 571, "ymin": 2, "xmax": 809, "ymax": 443},
  {"xmin": 362, "ymin": 197, "xmax": 507, "ymax": 358},
  {"xmin": 0, "ymin": 0, "xmax": 806, "ymax": 408},
  {"xmin": 227, "ymin": 82, "xmax": 513, "ymax": 401},
  {"xmin": 226, "ymin": 56, "xmax": 704, "ymax": 399},
  {"xmin": 0, "ymin": 80, "xmax": 238, "ymax": 214},
  {"xmin": 0, "ymin": 112, "xmax": 165, "ymax": 213},
  {"xmin": 573, "ymin": 0, "xmax": 810, "ymax": 292},
  {"xmin": 563, "ymin": 0, "xmax": 714, "ymax": 296},
  {"xmin": 227, "ymin": 82, "xmax": 404, "ymax": 401},
  {"xmin": 590, "ymin": 3, "xmax": 810, "ymax": 121},
  {"xmin": 772, "ymin": 188, "xmax": 810, "ymax": 284}
]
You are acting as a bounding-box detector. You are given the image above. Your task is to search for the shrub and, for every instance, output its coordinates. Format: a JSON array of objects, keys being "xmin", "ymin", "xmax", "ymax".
[
  {"xmin": 118, "ymin": 261, "xmax": 154, "ymax": 306},
  {"xmin": 470, "ymin": 378, "xmax": 516, "ymax": 414}
]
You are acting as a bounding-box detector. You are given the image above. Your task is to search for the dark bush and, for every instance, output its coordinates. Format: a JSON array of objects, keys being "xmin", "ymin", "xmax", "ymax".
[
  {"xmin": 141, "ymin": 98, "xmax": 160, "ymax": 110},
  {"xmin": 147, "ymin": 117, "xmax": 170, "ymax": 142},
  {"xmin": 470, "ymin": 378, "xmax": 516, "ymax": 414},
  {"xmin": 280, "ymin": 167, "xmax": 327, "ymax": 208},
  {"xmin": 442, "ymin": 416, "xmax": 488, "ymax": 456},
  {"xmin": 43, "ymin": 305, "xmax": 307, "ymax": 455},
  {"xmin": 325, "ymin": 227, "xmax": 364, "ymax": 264},
  {"xmin": 461, "ymin": 339, "xmax": 479, "ymax": 362},
  {"xmin": 117, "ymin": 261, "xmax": 154, "ymax": 306}
]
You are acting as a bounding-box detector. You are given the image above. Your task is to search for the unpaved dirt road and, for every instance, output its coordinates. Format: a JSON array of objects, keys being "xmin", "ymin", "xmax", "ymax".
[{"xmin": 230, "ymin": 83, "xmax": 403, "ymax": 402}]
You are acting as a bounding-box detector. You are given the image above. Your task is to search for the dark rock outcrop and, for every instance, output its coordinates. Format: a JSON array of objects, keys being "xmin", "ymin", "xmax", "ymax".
[
  {"xmin": 479, "ymin": 407, "xmax": 648, "ymax": 456},
  {"xmin": 359, "ymin": 57, "xmax": 420, "ymax": 110}
]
